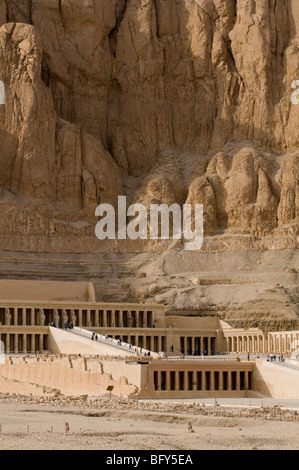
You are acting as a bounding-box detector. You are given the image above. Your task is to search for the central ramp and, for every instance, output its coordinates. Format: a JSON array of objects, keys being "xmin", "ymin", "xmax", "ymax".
[{"xmin": 47, "ymin": 326, "xmax": 158, "ymax": 357}]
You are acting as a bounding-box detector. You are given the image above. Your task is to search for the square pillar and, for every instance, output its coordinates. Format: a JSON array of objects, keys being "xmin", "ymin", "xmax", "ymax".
[
  {"xmin": 86, "ymin": 310, "xmax": 91, "ymax": 327},
  {"xmin": 183, "ymin": 371, "xmax": 188, "ymax": 391},
  {"xmin": 157, "ymin": 371, "xmax": 161, "ymax": 391},
  {"xmin": 208, "ymin": 337, "xmax": 211, "ymax": 355},
  {"xmin": 219, "ymin": 371, "xmax": 224, "ymax": 391},
  {"xmin": 30, "ymin": 309, "xmax": 35, "ymax": 326},
  {"xmin": 244, "ymin": 371, "xmax": 249, "ymax": 390},
  {"xmin": 175, "ymin": 371, "xmax": 180, "ymax": 391},
  {"xmin": 14, "ymin": 334, "xmax": 18, "ymax": 354},
  {"xmin": 103, "ymin": 310, "xmax": 107, "ymax": 328},
  {"xmin": 78, "ymin": 310, "xmax": 83, "ymax": 327},
  {"xmin": 13, "ymin": 308, "xmax": 18, "ymax": 326},
  {"xmin": 166, "ymin": 371, "xmax": 171, "ymax": 391},
  {"xmin": 22, "ymin": 308, "xmax": 26, "ymax": 326},
  {"xmin": 6, "ymin": 334, "xmax": 10, "ymax": 354},
  {"xmin": 210, "ymin": 371, "xmax": 215, "ymax": 391},
  {"xmin": 228, "ymin": 371, "xmax": 232, "ymax": 391},
  {"xmin": 192, "ymin": 371, "xmax": 197, "ymax": 391},
  {"xmin": 236, "ymin": 371, "xmax": 241, "ymax": 390},
  {"xmin": 23, "ymin": 334, "xmax": 27, "ymax": 354},
  {"xmin": 31, "ymin": 334, "xmax": 35, "ymax": 353},
  {"xmin": 202, "ymin": 371, "xmax": 206, "ymax": 391}
]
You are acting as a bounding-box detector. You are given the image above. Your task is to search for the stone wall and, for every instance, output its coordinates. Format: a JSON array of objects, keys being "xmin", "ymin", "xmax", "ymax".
[
  {"xmin": 0, "ymin": 355, "xmax": 140, "ymax": 398},
  {"xmin": 252, "ymin": 359, "xmax": 299, "ymax": 399}
]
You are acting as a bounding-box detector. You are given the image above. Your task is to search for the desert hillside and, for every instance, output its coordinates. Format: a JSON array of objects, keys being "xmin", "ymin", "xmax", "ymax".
[{"xmin": 0, "ymin": 0, "xmax": 298, "ymax": 329}]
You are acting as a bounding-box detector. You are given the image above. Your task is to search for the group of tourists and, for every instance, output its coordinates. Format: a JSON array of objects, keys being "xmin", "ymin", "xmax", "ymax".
[
  {"xmin": 91, "ymin": 331, "xmax": 98, "ymax": 341},
  {"xmin": 267, "ymin": 352, "xmax": 284, "ymax": 362}
]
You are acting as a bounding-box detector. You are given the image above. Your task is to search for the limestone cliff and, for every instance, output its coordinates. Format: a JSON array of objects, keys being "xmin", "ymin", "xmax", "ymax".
[{"xmin": 0, "ymin": 0, "xmax": 298, "ymax": 328}]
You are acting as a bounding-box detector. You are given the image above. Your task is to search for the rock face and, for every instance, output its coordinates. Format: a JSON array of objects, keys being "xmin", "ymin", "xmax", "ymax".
[
  {"xmin": 0, "ymin": 0, "xmax": 298, "ymax": 243},
  {"xmin": 0, "ymin": 0, "xmax": 298, "ymax": 326}
]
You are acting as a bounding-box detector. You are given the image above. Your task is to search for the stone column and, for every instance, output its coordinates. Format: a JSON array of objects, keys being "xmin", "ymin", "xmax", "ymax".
[
  {"xmin": 219, "ymin": 371, "xmax": 223, "ymax": 391},
  {"xmin": 157, "ymin": 371, "xmax": 161, "ymax": 391},
  {"xmin": 78, "ymin": 309, "xmax": 83, "ymax": 327},
  {"xmin": 148, "ymin": 368, "xmax": 155, "ymax": 389},
  {"xmin": 94, "ymin": 310, "xmax": 99, "ymax": 328},
  {"xmin": 228, "ymin": 371, "xmax": 232, "ymax": 391},
  {"xmin": 22, "ymin": 308, "xmax": 26, "ymax": 326},
  {"xmin": 103, "ymin": 310, "xmax": 107, "ymax": 328},
  {"xmin": 208, "ymin": 337, "xmax": 211, "ymax": 355},
  {"xmin": 13, "ymin": 308, "xmax": 18, "ymax": 326},
  {"xmin": 70, "ymin": 309, "xmax": 77, "ymax": 327},
  {"xmin": 181, "ymin": 337, "xmax": 186, "ymax": 355},
  {"xmin": 14, "ymin": 334, "xmax": 18, "ymax": 354},
  {"xmin": 32, "ymin": 335, "xmax": 36, "ymax": 353},
  {"xmin": 191, "ymin": 337, "xmax": 195, "ymax": 355},
  {"xmin": 6, "ymin": 334, "xmax": 10, "ymax": 354},
  {"xmin": 86, "ymin": 310, "xmax": 91, "ymax": 327},
  {"xmin": 183, "ymin": 371, "xmax": 188, "ymax": 391},
  {"xmin": 192, "ymin": 371, "xmax": 197, "ymax": 391},
  {"xmin": 236, "ymin": 371, "xmax": 241, "ymax": 390},
  {"xmin": 245, "ymin": 371, "xmax": 249, "ymax": 390},
  {"xmin": 202, "ymin": 371, "xmax": 206, "ymax": 391},
  {"xmin": 5, "ymin": 308, "xmax": 11, "ymax": 326},
  {"xmin": 23, "ymin": 334, "xmax": 27, "ymax": 354},
  {"xmin": 40, "ymin": 309, "xmax": 45, "ymax": 327},
  {"xmin": 54, "ymin": 309, "xmax": 60, "ymax": 327},
  {"xmin": 30, "ymin": 309, "xmax": 35, "ymax": 326},
  {"xmin": 39, "ymin": 334, "xmax": 44, "ymax": 352},
  {"xmin": 210, "ymin": 371, "xmax": 215, "ymax": 391},
  {"xmin": 175, "ymin": 371, "xmax": 180, "ymax": 391},
  {"xmin": 166, "ymin": 371, "xmax": 170, "ymax": 391}
]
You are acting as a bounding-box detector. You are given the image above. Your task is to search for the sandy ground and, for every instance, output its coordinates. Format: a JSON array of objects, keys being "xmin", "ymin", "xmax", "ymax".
[{"xmin": 0, "ymin": 396, "xmax": 298, "ymax": 450}]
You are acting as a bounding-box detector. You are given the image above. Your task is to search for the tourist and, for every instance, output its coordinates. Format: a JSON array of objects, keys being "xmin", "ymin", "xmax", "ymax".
[{"xmin": 247, "ymin": 352, "xmax": 250, "ymax": 361}]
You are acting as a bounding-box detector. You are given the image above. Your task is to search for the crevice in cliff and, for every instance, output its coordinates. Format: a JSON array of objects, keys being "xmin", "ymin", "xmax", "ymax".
[{"xmin": 109, "ymin": 0, "xmax": 129, "ymax": 58}]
